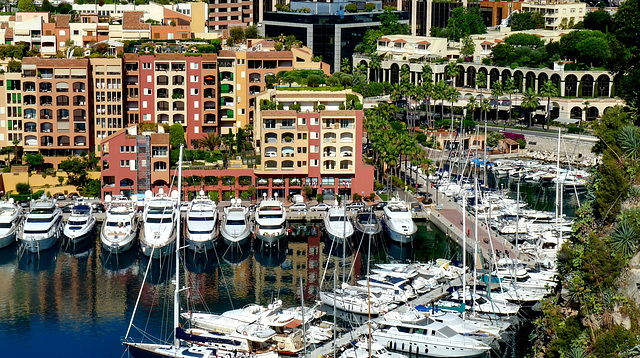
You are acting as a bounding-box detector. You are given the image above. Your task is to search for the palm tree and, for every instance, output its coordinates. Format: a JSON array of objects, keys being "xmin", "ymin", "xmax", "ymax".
[
  {"xmin": 521, "ymin": 88, "xmax": 540, "ymax": 128},
  {"xmin": 198, "ymin": 132, "xmax": 222, "ymax": 151},
  {"xmin": 476, "ymin": 71, "xmax": 487, "ymax": 96},
  {"xmin": 445, "ymin": 62, "xmax": 460, "ymax": 88},
  {"xmin": 610, "ymin": 218, "xmax": 639, "ymax": 257},
  {"xmin": 479, "ymin": 98, "xmax": 491, "ymax": 126},
  {"xmin": 618, "ymin": 125, "xmax": 640, "ymax": 159},
  {"xmin": 420, "ymin": 64, "xmax": 434, "ymax": 126},
  {"xmin": 369, "ymin": 54, "xmax": 381, "ymax": 82},
  {"xmin": 12, "ymin": 138, "xmax": 19, "ymax": 164},
  {"xmin": 491, "ymin": 82, "xmax": 503, "ymax": 125},
  {"xmin": 445, "ymin": 85, "xmax": 461, "ymax": 124},
  {"xmin": 503, "ymin": 77, "xmax": 516, "ymax": 126},
  {"xmin": 433, "ymin": 80, "xmax": 448, "ymax": 121},
  {"xmin": 467, "ymin": 95, "xmax": 478, "ymax": 121},
  {"xmin": 540, "ymin": 80, "xmax": 559, "ymax": 130},
  {"xmin": 341, "ymin": 58, "xmax": 351, "ymax": 74}
]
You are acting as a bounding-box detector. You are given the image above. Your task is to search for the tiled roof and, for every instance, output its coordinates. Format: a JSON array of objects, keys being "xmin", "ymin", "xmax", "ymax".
[
  {"xmin": 123, "ymin": 11, "xmax": 150, "ymax": 30},
  {"xmin": 480, "ymin": 41, "xmax": 493, "ymax": 45},
  {"xmin": 393, "ymin": 39, "xmax": 406, "ymax": 43},
  {"xmin": 55, "ymin": 15, "xmax": 70, "ymax": 28},
  {"xmin": 417, "ymin": 40, "xmax": 431, "ymax": 45}
]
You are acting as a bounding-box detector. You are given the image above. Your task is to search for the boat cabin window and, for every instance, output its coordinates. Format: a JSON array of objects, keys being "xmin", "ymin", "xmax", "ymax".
[
  {"xmin": 438, "ymin": 326, "xmax": 458, "ymax": 338},
  {"xmin": 476, "ymin": 297, "xmax": 488, "ymax": 304},
  {"xmin": 0, "ymin": 222, "xmax": 12, "ymax": 228},
  {"xmin": 30, "ymin": 209, "xmax": 54, "ymax": 215},
  {"xmin": 259, "ymin": 225, "xmax": 282, "ymax": 230},
  {"xmin": 329, "ymin": 216, "xmax": 347, "ymax": 222},
  {"xmin": 358, "ymin": 214, "xmax": 376, "ymax": 224},
  {"xmin": 227, "ymin": 219, "xmax": 245, "ymax": 225},
  {"xmin": 27, "ymin": 217, "xmax": 55, "ymax": 223},
  {"xmin": 147, "ymin": 217, "xmax": 172, "ymax": 224},
  {"xmin": 258, "ymin": 213, "xmax": 283, "ymax": 219},
  {"xmin": 397, "ymin": 326, "xmax": 411, "ymax": 333},
  {"xmin": 415, "ymin": 328, "xmax": 426, "ymax": 335},
  {"xmin": 190, "ymin": 216, "xmax": 214, "ymax": 221},
  {"xmin": 148, "ymin": 207, "xmax": 172, "ymax": 215},
  {"xmin": 107, "ymin": 221, "xmax": 130, "ymax": 227},
  {"xmin": 69, "ymin": 220, "xmax": 87, "ymax": 226},
  {"xmin": 24, "ymin": 229, "xmax": 50, "ymax": 234}
]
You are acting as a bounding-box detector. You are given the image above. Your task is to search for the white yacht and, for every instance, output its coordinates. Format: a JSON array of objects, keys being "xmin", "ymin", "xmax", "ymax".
[
  {"xmin": 373, "ymin": 321, "xmax": 491, "ymax": 358},
  {"xmin": 0, "ymin": 199, "xmax": 22, "ymax": 248},
  {"xmin": 323, "ymin": 206, "xmax": 354, "ymax": 244},
  {"xmin": 340, "ymin": 339, "xmax": 407, "ymax": 358},
  {"xmin": 319, "ymin": 289, "xmax": 395, "ymax": 315},
  {"xmin": 19, "ymin": 197, "xmax": 63, "ymax": 253},
  {"xmin": 382, "ymin": 198, "xmax": 417, "ymax": 243},
  {"xmin": 185, "ymin": 191, "xmax": 219, "ymax": 252},
  {"xmin": 100, "ymin": 195, "xmax": 139, "ymax": 254},
  {"xmin": 220, "ymin": 198, "xmax": 251, "ymax": 246},
  {"xmin": 140, "ymin": 189, "xmax": 178, "ymax": 258},
  {"xmin": 254, "ymin": 196, "xmax": 287, "ymax": 245},
  {"xmin": 63, "ymin": 200, "xmax": 97, "ymax": 244}
]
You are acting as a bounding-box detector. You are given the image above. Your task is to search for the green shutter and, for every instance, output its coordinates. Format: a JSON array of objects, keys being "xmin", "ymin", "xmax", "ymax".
[
  {"xmin": 17, "ymin": 107, "xmax": 21, "ymax": 116},
  {"xmin": 7, "ymin": 120, "xmax": 11, "ymax": 130},
  {"xmin": 17, "ymin": 94, "xmax": 21, "ymax": 102},
  {"xmin": 97, "ymin": 145, "xmax": 101, "ymax": 151},
  {"xmin": 12, "ymin": 93, "xmax": 16, "ymax": 103},
  {"xmin": 230, "ymin": 73, "xmax": 233, "ymax": 80},
  {"xmin": 221, "ymin": 84, "xmax": 229, "ymax": 93},
  {"xmin": 227, "ymin": 109, "xmax": 233, "ymax": 118},
  {"xmin": 6, "ymin": 80, "xmax": 10, "ymax": 88}
]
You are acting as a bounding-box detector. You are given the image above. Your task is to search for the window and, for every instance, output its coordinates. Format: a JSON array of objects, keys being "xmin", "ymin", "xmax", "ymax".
[
  {"xmin": 144, "ymin": 88, "xmax": 151, "ymax": 95},
  {"xmin": 143, "ymin": 101, "xmax": 147, "ymax": 108},
  {"xmin": 312, "ymin": 118, "xmax": 319, "ymax": 125},
  {"xmin": 322, "ymin": 177, "xmax": 335, "ymax": 186},
  {"xmin": 142, "ymin": 63, "xmax": 151, "ymax": 69},
  {"xmin": 190, "ymin": 75, "xmax": 198, "ymax": 83},
  {"xmin": 73, "ymin": 30, "xmax": 79, "ymax": 35},
  {"xmin": 143, "ymin": 114, "xmax": 150, "ymax": 121},
  {"xmin": 298, "ymin": 117, "xmax": 307, "ymax": 125},
  {"xmin": 120, "ymin": 146, "xmax": 125, "ymax": 153},
  {"xmin": 120, "ymin": 160, "xmax": 129, "ymax": 167},
  {"xmin": 310, "ymin": 145, "xmax": 319, "ymax": 153},
  {"xmin": 297, "ymin": 161, "xmax": 307, "ymax": 167},
  {"xmin": 311, "ymin": 159, "xmax": 319, "ymax": 167},
  {"xmin": 190, "ymin": 88, "xmax": 199, "ymax": 95},
  {"xmin": 147, "ymin": 75, "xmax": 152, "ymax": 82},
  {"xmin": 194, "ymin": 114, "xmax": 199, "ymax": 121},
  {"xmin": 297, "ymin": 147, "xmax": 307, "ymax": 154},
  {"xmin": 190, "ymin": 62, "xmax": 199, "ymax": 70},
  {"xmin": 310, "ymin": 132, "xmax": 319, "ymax": 139},
  {"xmin": 59, "ymin": 30, "xmax": 65, "ymax": 36},
  {"xmin": 194, "ymin": 126, "xmax": 199, "ymax": 133},
  {"xmin": 297, "ymin": 133, "xmax": 307, "ymax": 140},
  {"xmin": 194, "ymin": 101, "xmax": 199, "ymax": 108}
]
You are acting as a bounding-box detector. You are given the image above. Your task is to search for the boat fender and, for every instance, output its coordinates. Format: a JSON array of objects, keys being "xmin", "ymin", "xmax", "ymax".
[
  {"xmin": 243, "ymin": 331, "xmax": 248, "ymax": 336},
  {"xmin": 278, "ymin": 343, "xmax": 285, "ymax": 350}
]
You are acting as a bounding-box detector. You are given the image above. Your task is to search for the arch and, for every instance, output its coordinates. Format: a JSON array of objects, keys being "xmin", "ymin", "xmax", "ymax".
[
  {"xmin": 550, "ymin": 74, "xmax": 561, "ymax": 93},
  {"xmin": 157, "ymin": 88, "xmax": 168, "ymax": 98},
  {"xmin": 157, "ymin": 114, "xmax": 169, "ymax": 123},
  {"xmin": 203, "ymin": 101, "xmax": 216, "ymax": 111},
  {"xmin": 282, "ymin": 160, "xmax": 294, "ymax": 168},
  {"xmin": 41, "ymin": 135, "xmax": 54, "ymax": 146},
  {"xmin": 73, "ymin": 135, "xmax": 86, "ymax": 146},
  {"xmin": 40, "ymin": 122, "xmax": 53, "ymax": 133},
  {"xmin": 39, "ymin": 82, "xmax": 52, "ymax": 92},
  {"xmin": 537, "ymin": 73, "xmax": 549, "ymax": 90},
  {"xmin": 73, "ymin": 95, "xmax": 86, "ymax": 106},
  {"xmin": 359, "ymin": 60, "xmax": 368, "ymax": 69},
  {"xmin": 24, "ymin": 121, "xmax": 37, "ymax": 132},
  {"xmin": 456, "ymin": 65, "xmax": 465, "ymax": 87},
  {"xmin": 603, "ymin": 106, "xmax": 613, "ymax": 115},
  {"xmin": 173, "ymin": 114, "xmax": 184, "ymax": 124},
  {"xmin": 501, "ymin": 69, "xmax": 512, "ymax": 87},
  {"xmin": 489, "ymin": 68, "xmax": 500, "ymax": 89},
  {"xmin": 24, "ymin": 94, "xmax": 36, "ymax": 105},
  {"xmin": 172, "ymin": 88, "xmax": 184, "ymax": 97},
  {"xmin": 323, "ymin": 160, "xmax": 336, "ymax": 170},
  {"xmin": 265, "ymin": 160, "xmax": 277, "ymax": 169},
  {"xmin": 157, "ymin": 100, "xmax": 169, "ymax": 111},
  {"xmin": 57, "ymin": 135, "xmax": 70, "ymax": 146},
  {"xmin": 55, "ymin": 82, "xmax": 69, "ymax": 92},
  {"xmin": 172, "ymin": 75, "xmax": 184, "ymax": 85},
  {"xmin": 281, "ymin": 146, "xmax": 295, "ymax": 157},
  {"xmin": 220, "ymin": 71, "xmax": 233, "ymax": 81},
  {"xmin": 40, "ymin": 95, "xmax": 53, "ymax": 106},
  {"xmin": 281, "ymin": 132, "xmax": 294, "ymax": 143},
  {"xmin": 172, "ymin": 100, "xmax": 184, "ymax": 111},
  {"xmin": 40, "ymin": 109, "xmax": 53, "ymax": 119},
  {"xmin": 24, "ymin": 109, "xmax": 36, "ymax": 120},
  {"xmin": 153, "ymin": 162, "xmax": 167, "ymax": 171},
  {"xmin": 586, "ymin": 107, "xmax": 599, "ymax": 121},
  {"xmin": 466, "ymin": 66, "xmax": 476, "ymax": 88},
  {"xmin": 24, "ymin": 81, "xmax": 36, "ymax": 92},
  {"xmin": 550, "ymin": 102, "xmax": 560, "ymax": 121},
  {"xmin": 340, "ymin": 146, "xmax": 353, "ymax": 157},
  {"xmin": 265, "ymin": 133, "xmax": 277, "ymax": 144},
  {"xmin": 513, "ymin": 70, "xmax": 524, "ymax": 92},
  {"xmin": 249, "ymin": 85, "xmax": 260, "ymax": 95},
  {"xmin": 477, "ymin": 67, "xmax": 488, "ymax": 89},
  {"xmin": 72, "ymin": 82, "xmax": 85, "ymax": 92},
  {"xmin": 120, "ymin": 178, "xmax": 134, "ymax": 187},
  {"xmin": 390, "ymin": 63, "xmax": 400, "ymax": 85},
  {"xmin": 570, "ymin": 106, "xmax": 582, "ymax": 119},
  {"xmin": 340, "ymin": 160, "xmax": 353, "ymax": 170},
  {"xmin": 324, "ymin": 146, "xmax": 337, "ymax": 157},
  {"xmin": 340, "ymin": 133, "xmax": 353, "ymax": 143},
  {"xmin": 57, "ymin": 109, "xmax": 69, "ymax": 120},
  {"xmin": 580, "ymin": 74, "xmax": 594, "ymax": 97},
  {"xmin": 565, "ymin": 75, "xmax": 578, "ymax": 97},
  {"xmin": 204, "ymin": 114, "xmax": 216, "ymax": 124},
  {"xmin": 157, "ymin": 75, "xmax": 169, "ymax": 85},
  {"xmin": 73, "ymin": 109, "xmax": 86, "ymax": 121},
  {"xmin": 596, "ymin": 74, "xmax": 610, "ymax": 97},
  {"xmin": 264, "ymin": 146, "xmax": 277, "ymax": 158},
  {"xmin": 323, "ymin": 132, "xmax": 336, "ymax": 143},
  {"xmin": 25, "ymin": 135, "xmax": 37, "ymax": 146},
  {"xmin": 525, "ymin": 71, "xmax": 536, "ymax": 91},
  {"xmin": 152, "ymin": 179, "xmax": 168, "ymax": 187}
]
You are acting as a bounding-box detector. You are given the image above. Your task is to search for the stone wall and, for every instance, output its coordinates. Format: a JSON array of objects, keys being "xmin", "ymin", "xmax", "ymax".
[{"xmin": 522, "ymin": 133, "xmax": 601, "ymax": 167}]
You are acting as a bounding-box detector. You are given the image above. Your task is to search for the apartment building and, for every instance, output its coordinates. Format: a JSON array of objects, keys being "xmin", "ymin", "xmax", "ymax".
[
  {"xmin": 101, "ymin": 125, "xmax": 171, "ymax": 198},
  {"xmin": 521, "ymin": 0, "xmax": 586, "ymax": 30},
  {"xmin": 19, "ymin": 58, "xmax": 91, "ymax": 169},
  {"xmin": 90, "ymin": 58, "xmax": 124, "ymax": 152},
  {"xmin": 254, "ymin": 89, "xmax": 374, "ymax": 200},
  {"xmin": 208, "ymin": 0, "xmax": 253, "ymax": 33}
]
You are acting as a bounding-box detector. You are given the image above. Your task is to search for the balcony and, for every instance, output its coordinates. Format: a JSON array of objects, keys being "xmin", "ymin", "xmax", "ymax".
[
  {"xmin": 203, "ymin": 76, "xmax": 216, "ymax": 86},
  {"xmin": 171, "ymin": 64, "xmax": 185, "ymax": 71},
  {"xmin": 156, "ymin": 64, "xmax": 169, "ymax": 71},
  {"xmin": 72, "ymin": 83, "xmax": 86, "ymax": 93},
  {"xmin": 172, "ymin": 76, "xmax": 184, "ymax": 86},
  {"xmin": 157, "ymin": 89, "xmax": 169, "ymax": 98},
  {"xmin": 157, "ymin": 75, "xmax": 169, "ymax": 85}
]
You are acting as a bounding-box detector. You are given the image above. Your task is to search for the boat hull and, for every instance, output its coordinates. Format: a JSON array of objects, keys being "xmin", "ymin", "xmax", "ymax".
[
  {"xmin": 221, "ymin": 228, "xmax": 251, "ymax": 246},
  {"xmin": 255, "ymin": 231, "xmax": 286, "ymax": 244},
  {"xmin": 20, "ymin": 234, "xmax": 59, "ymax": 253},
  {"xmin": 140, "ymin": 239, "xmax": 176, "ymax": 258},
  {"xmin": 373, "ymin": 333, "xmax": 490, "ymax": 358},
  {"xmin": 125, "ymin": 343, "xmax": 218, "ymax": 358},
  {"xmin": 64, "ymin": 218, "xmax": 97, "ymax": 244},
  {"xmin": 0, "ymin": 226, "xmax": 18, "ymax": 249},
  {"xmin": 185, "ymin": 235, "xmax": 217, "ymax": 253},
  {"xmin": 383, "ymin": 223, "xmax": 416, "ymax": 243},
  {"xmin": 101, "ymin": 230, "xmax": 138, "ymax": 254},
  {"xmin": 319, "ymin": 291, "xmax": 381, "ymax": 315},
  {"xmin": 326, "ymin": 230, "xmax": 352, "ymax": 244}
]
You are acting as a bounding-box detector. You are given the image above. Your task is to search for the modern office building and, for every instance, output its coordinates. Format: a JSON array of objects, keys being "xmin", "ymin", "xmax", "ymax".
[
  {"xmin": 262, "ymin": 1, "xmax": 409, "ymax": 71},
  {"xmin": 521, "ymin": 0, "xmax": 586, "ymax": 30}
]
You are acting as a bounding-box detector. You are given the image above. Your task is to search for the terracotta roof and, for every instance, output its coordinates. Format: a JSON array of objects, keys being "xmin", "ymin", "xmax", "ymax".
[
  {"xmin": 4, "ymin": 26, "xmax": 12, "ymax": 39},
  {"xmin": 535, "ymin": 34, "xmax": 544, "ymax": 37},
  {"xmin": 123, "ymin": 11, "xmax": 150, "ymax": 30},
  {"xmin": 494, "ymin": 38, "xmax": 503, "ymax": 43},
  {"xmin": 55, "ymin": 14, "xmax": 70, "ymax": 28},
  {"xmin": 247, "ymin": 51, "xmax": 292, "ymax": 59},
  {"xmin": 393, "ymin": 39, "xmax": 406, "ymax": 43},
  {"xmin": 480, "ymin": 41, "xmax": 493, "ymax": 45},
  {"xmin": 218, "ymin": 50, "xmax": 236, "ymax": 57},
  {"xmin": 8, "ymin": 16, "xmax": 14, "ymax": 21},
  {"xmin": 503, "ymin": 138, "xmax": 519, "ymax": 145},
  {"xmin": 379, "ymin": 38, "xmax": 390, "ymax": 42},
  {"xmin": 417, "ymin": 40, "xmax": 431, "ymax": 45},
  {"xmin": 22, "ymin": 57, "xmax": 89, "ymax": 67},
  {"xmin": 155, "ymin": 53, "xmax": 190, "ymax": 60}
]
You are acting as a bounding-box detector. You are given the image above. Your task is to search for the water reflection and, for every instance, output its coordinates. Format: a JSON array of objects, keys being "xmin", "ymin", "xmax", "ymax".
[
  {"xmin": 221, "ymin": 241, "xmax": 252, "ymax": 266},
  {"xmin": 253, "ymin": 239, "xmax": 288, "ymax": 268},
  {"xmin": 185, "ymin": 249, "xmax": 220, "ymax": 274},
  {"xmin": 139, "ymin": 253, "xmax": 175, "ymax": 285},
  {"xmin": 101, "ymin": 246, "xmax": 138, "ymax": 273},
  {"xmin": 18, "ymin": 244, "xmax": 59, "ymax": 273}
]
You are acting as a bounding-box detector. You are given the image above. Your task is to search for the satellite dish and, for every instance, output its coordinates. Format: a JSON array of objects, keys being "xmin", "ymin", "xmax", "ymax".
[
  {"xmin": 231, "ymin": 198, "xmax": 236, "ymax": 205},
  {"xmin": 104, "ymin": 195, "xmax": 112, "ymax": 203},
  {"xmin": 8, "ymin": 198, "xmax": 14, "ymax": 204},
  {"xmin": 237, "ymin": 198, "xmax": 242, "ymax": 206},
  {"xmin": 170, "ymin": 190, "xmax": 179, "ymax": 200},
  {"xmin": 199, "ymin": 189, "xmax": 205, "ymax": 196},
  {"xmin": 158, "ymin": 188, "xmax": 164, "ymax": 196},
  {"xmin": 263, "ymin": 192, "xmax": 267, "ymax": 198},
  {"xmin": 274, "ymin": 192, "xmax": 278, "ymax": 198},
  {"xmin": 145, "ymin": 190, "xmax": 153, "ymax": 199}
]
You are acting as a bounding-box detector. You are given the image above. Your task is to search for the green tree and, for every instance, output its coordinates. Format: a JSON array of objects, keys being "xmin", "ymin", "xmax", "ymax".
[
  {"xmin": 476, "ymin": 71, "xmax": 487, "ymax": 94},
  {"xmin": 592, "ymin": 105, "xmax": 628, "ymax": 155},
  {"xmin": 491, "ymin": 82, "xmax": 503, "ymax": 124},
  {"xmin": 16, "ymin": 182, "xmax": 30, "ymax": 195},
  {"xmin": 583, "ymin": 9, "xmax": 613, "ymax": 32},
  {"xmin": 84, "ymin": 179, "xmax": 101, "ymax": 198},
  {"xmin": 228, "ymin": 26, "xmax": 245, "ymax": 44},
  {"xmin": 511, "ymin": 11, "xmax": 544, "ymax": 31},
  {"xmin": 460, "ymin": 35, "xmax": 475, "ymax": 60},
  {"xmin": 486, "ymin": 131, "xmax": 505, "ymax": 148},
  {"xmin": 521, "ymin": 88, "xmax": 539, "ymax": 127},
  {"xmin": 244, "ymin": 25, "xmax": 258, "ymax": 39},
  {"xmin": 503, "ymin": 77, "xmax": 516, "ymax": 125},
  {"xmin": 618, "ymin": 125, "xmax": 640, "ymax": 159},
  {"xmin": 369, "ymin": 54, "xmax": 381, "ymax": 82},
  {"xmin": 595, "ymin": 152, "xmax": 629, "ymax": 222},
  {"xmin": 446, "ymin": 7, "xmax": 486, "ymax": 41},
  {"xmin": 198, "ymin": 132, "xmax": 222, "ymax": 151},
  {"xmin": 24, "ymin": 152, "xmax": 43, "ymax": 171},
  {"xmin": 17, "ymin": 0, "xmax": 36, "ymax": 11},
  {"xmin": 379, "ymin": 6, "xmax": 409, "ymax": 35},
  {"xmin": 341, "ymin": 58, "xmax": 351, "ymax": 74},
  {"xmin": 265, "ymin": 74, "xmax": 277, "ymax": 89},
  {"xmin": 39, "ymin": 0, "xmax": 52, "ymax": 11},
  {"xmin": 539, "ymin": 80, "xmax": 559, "ymax": 130},
  {"xmin": 169, "ymin": 123, "xmax": 186, "ymax": 149}
]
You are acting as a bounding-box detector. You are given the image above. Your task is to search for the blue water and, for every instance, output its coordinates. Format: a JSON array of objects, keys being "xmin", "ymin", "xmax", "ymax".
[{"xmin": 0, "ymin": 222, "xmax": 465, "ymax": 358}]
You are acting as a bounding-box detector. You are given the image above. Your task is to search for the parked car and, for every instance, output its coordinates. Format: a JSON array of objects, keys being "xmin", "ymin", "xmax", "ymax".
[
  {"xmin": 287, "ymin": 203, "xmax": 307, "ymax": 212},
  {"xmin": 309, "ymin": 203, "xmax": 330, "ymax": 212},
  {"xmin": 410, "ymin": 202, "xmax": 422, "ymax": 212},
  {"xmin": 346, "ymin": 202, "xmax": 366, "ymax": 211},
  {"xmin": 19, "ymin": 200, "xmax": 30, "ymax": 209},
  {"xmin": 92, "ymin": 203, "xmax": 106, "ymax": 212},
  {"xmin": 60, "ymin": 203, "xmax": 74, "ymax": 213},
  {"xmin": 375, "ymin": 201, "xmax": 389, "ymax": 210},
  {"xmin": 56, "ymin": 193, "xmax": 66, "ymax": 200},
  {"xmin": 69, "ymin": 193, "xmax": 80, "ymax": 200}
]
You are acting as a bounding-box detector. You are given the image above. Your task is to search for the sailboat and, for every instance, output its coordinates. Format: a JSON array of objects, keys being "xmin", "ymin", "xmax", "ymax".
[{"xmin": 124, "ymin": 145, "xmax": 221, "ymax": 358}]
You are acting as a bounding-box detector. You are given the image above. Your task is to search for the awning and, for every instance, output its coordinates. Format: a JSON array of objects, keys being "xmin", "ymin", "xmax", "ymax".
[
  {"xmin": 71, "ymin": 68, "xmax": 87, "ymax": 76},
  {"xmin": 284, "ymin": 319, "xmax": 303, "ymax": 329},
  {"xmin": 54, "ymin": 68, "xmax": 70, "ymax": 76},
  {"xmin": 23, "ymin": 64, "xmax": 36, "ymax": 70},
  {"xmin": 555, "ymin": 117, "xmax": 580, "ymax": 124}
]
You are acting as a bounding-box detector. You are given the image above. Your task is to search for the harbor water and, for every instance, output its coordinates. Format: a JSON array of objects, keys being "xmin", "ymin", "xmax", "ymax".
[{"xmin": 0, "ymin": 221, "xmax": 534, "ymax": 358}]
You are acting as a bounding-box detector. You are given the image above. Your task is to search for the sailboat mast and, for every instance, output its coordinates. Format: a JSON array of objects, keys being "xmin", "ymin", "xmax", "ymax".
[
  {"xmin": 300, "ymin": 275, "xmax": 307, "ymax": 358},
  {"xmin": 174, "ymin": 144, "xmax": 184, "ymax": 348},
  {"xmin": 367, "ymin": 208, "xmax": 373, "ymax": 358},
  {"xmin": 462, "ymin": 192, "xmax": 467, "ymax": 320},
  {"xmin": 555, "ymin": 128, "xmax": 561, "ymax": 246},
  {"xmin": 473, "ymin": 178, "xmax": 478, "ymax": 316},
  {"xmin": 333, "ymin": 268, "xmax": 337, "ymax": 358}
]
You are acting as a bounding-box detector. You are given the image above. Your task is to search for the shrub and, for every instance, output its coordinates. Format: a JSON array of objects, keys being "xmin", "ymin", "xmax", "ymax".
[
  {"xmin": 352, "ymin": 193, "xmax": 362, "ymax": 201},
  {"xmin": 345, "ymin": 3, "xmax": 357, "ymax": 12},
  {"xmin": 567, "ymin": 125, "xmax": 585, "ymax": 134},
  {"xmin": 316, "ymin": 193, "xmax": 324, "ymax": 203},
  {"xmin": 208, "ymin": 191, "xmax": 219, "ymax": 202},
  {"xmin": 16, "ymin": 182, "xmax": 30, "ymax": 195},
  {"xmin": 516, "ymin": 138, "xmax": 526, "ymax": 149},
  {"xmin": 365, "ymin": 2, "xmax": 375, "ymax": 11}
]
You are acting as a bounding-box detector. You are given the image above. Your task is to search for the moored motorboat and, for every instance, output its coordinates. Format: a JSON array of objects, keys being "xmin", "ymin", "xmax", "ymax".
[
  {"xmin": 100, "ymin": 195, "xmax": 139, "ymax": 254},
  {"xmin": 353, "ymin": 210, "xmax": 382, "ymax": 236},
  {"xmin": 139, "ymin": 189, "xmax": 178, "ymax": 258},
  {"xmin": 323, "ymin": 206, "xmax": 354, "ymax": 244},
  {"xmin": 0, "ymin": 199, "xmax": 22, "ymax": 249},
  {"xmin": 254, "ymin": 196, "xmax": 287, "ymax": 245},
  {"xmin": 18, "ymin": 196, "xmax": 63, "ymax": 253},
  {"xmin": 382, "ymin": 198, "xmax": 417, "ymax": 243},
  {"xmin": 63, "ymin": 200, "xmax": 97, "ymax": 244},
  {"xmin": 220, "ymin": 198, "xmax": 251, "ymax": 246},
  {"xmin": 185, "ymin": 190, "xmax": 218, "ymax": 252}
]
